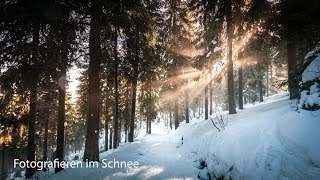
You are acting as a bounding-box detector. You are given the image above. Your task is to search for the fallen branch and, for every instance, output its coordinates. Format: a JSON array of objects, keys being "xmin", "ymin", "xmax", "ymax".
[{"xmin": 210, "ymin": 118, "xmax": 221, "ymax": 132}]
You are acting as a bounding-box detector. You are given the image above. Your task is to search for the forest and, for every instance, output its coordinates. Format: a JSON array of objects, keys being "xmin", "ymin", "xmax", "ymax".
[{"xmin": 1, "ymin": 0, "xmax": 320, "ymax": 179}]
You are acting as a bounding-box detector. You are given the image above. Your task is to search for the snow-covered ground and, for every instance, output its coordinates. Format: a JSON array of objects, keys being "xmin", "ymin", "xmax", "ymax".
[
  {"xmin": 171, "ymin": 92, "xmax": 320, "ymax": 179},
  {"xmin": 47, "ymin": 123, "xmax": 198, "ymax": 180},
  {"xmin": 45, "ymin": 92, "xmax": 320, "ymax": 179}
]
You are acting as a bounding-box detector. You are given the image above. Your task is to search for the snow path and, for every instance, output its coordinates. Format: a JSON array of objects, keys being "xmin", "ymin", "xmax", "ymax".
[{"xmin": 48, "ymin": 133, "xmax": 198, "ymax": 180}]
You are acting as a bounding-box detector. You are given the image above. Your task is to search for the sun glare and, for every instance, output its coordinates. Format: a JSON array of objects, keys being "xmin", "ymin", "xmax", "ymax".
[{"xmin": 68, "ymin": 66, "xmax": 81, "ymax": 103}]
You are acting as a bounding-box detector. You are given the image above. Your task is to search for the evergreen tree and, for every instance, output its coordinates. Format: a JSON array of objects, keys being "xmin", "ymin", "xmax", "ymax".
[{"xmin": 83, "ymin": 0, "xmax": 102, "ymax": 161}]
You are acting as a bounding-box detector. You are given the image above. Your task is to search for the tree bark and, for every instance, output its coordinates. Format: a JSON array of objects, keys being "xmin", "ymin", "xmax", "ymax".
[
  {"xmin": 113, "ymin": 27, "xmax": 119, "ymax": 149},
  {"xmin": 124, "ymin": 86, "xmax": 130, "ymax": 143},
  {"xmin": 209, "ymin": 80, "xmax": 213, "ymax": 115},
  {"xmin": 205, "ymin": 84, "xmax": 208, "ymax": 120},
  {"xmin": 148, "ymin": 85, "xmax": 152, "ymax": 134},
  {"xmin": 104, "ymin": 91, "xmax": 109, "ymax": 151},
  {"xmin": 1, "ymin": 143, "xmax": 6, "ymax": 179},
  {"xmin": 128, "ymin": 72, "xmax": 138, "ymax": 142},
  {"xmin": 266, "ymin": 66, "xmax": 269, "ymax": 97},
  {"xmin": 257, "ymin": 63, "xmax": 264, "ymax": 103},
  {"xmin": 43, "ymin": 107, "xmax": 49, "ymax": 163},
  {"xmin": 84, "ymin": 0, "xmax": 101, "ymax": 162},
  {"xmin": 259, "ymin": 79, "xmax": 263, "ymax": 102},
  {"xmin": 109, "ymin": 130, "xmax": 112, "ymax": 149},
  {"xmin": 287, "ymin": 25, "xmax": 297, "ymax": 99},
  {"xmin": 118, "ymin": 119, "xmax": 121, "ymax": 146},
  {"xmin": 169, "ymin": 107, "xmax": 172, "ymax": 129},
  {"xmin": 226, "ymin": 0, "xmax": 237, "ymax": 114},
  {"xmin": 149, "ymin": 118, "xmax": 151, "ymax": 134},
  {"xmin": 238, "ymin": 59, "xmax": 244, "ymax": 109},
  {"xmin": 55, "ymin": 66, "xmax": 66, "ymax": 172},
  {"xmin": 55, "ymin": 13, "xmax": 69, "ymax": 171},
  {"xmin": 185, "ymin": 91, "xmax": 189, "ymax": 123},
  {"xmin": 270, "ymin": 63, "xmax": 273, "ymax": 95},
  {"xmin": 26, "ymin": 23, "xmax": 40, "ymax": 178},
  {"xmin": 26, "ymin": 73, "xmax": 38, "ymax": 178},
  {"xmin": 146, "ymin": 118, "xmax": 149, "ymax": 133},
  {"xmin": 174, "ymin": 98, "xmax": 179, "ymax": 129}
]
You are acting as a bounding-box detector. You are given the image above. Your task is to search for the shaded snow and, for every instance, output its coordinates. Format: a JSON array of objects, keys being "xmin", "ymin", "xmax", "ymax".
[
  {"xmin": 300, "ymin": 81, "xmax": 320, "ymax": 109},
  {"xmin": 302, "ymin": 56, "xmax": 320, "ymax": 82},
  {"xmin": 214, "ymin": 47, "xmax": 221, "ymax": 52},
  {"xmin": 304, "ymin": 46, "xmax": 320, "ymax": 61},
  {"xmin": 171, "ymin": 93, "xmax": 320, "ymax": 179},
  {"xmin": 42, "ymin": 92, "xmax": 320, "ymax": 179}
]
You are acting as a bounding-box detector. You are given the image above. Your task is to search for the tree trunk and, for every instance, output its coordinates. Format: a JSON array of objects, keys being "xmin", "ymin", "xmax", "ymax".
[
  {"xmin": 109, "ymin": 130, "xmax": 112, "ymax": 149},
  {"xmin": 165, "ymin": 113, "xmax": 168, "ymax": 127},
  {"xmin": 1, "ymin": 143, "xmax": 6, "ymax": 180},
  {"xmin": 185, "ymin": 91, "xmax": 189, "ymax": 123},
  {"xmin": 270, "ymin": 63, "xmax": 273, "ymax": 95},
  {"xmin": 118, "ymin": 119, "xmax": 121, "ymax": 146},
  {"xmin": 149, "ymin": 118, "xmax": 151, "ymax": 134},
  {"xmin": 169, "ymin": 108, "xmax": 172, "ymax": 129},
  {"xmin": 146, "ymin": 85, "xmax": 152, "ymax": 134},
  {"xmin": 128, "ymin": 72, "xmax": 138, "ymax": 142},
  {"xmin": 287, "ymin": 27, "xmax": 297, "ymax": 99},
  {"xmin": 146, "ymin": 118, "xmax": 149, "ymax": 133},
  {"xmin": 205, "ymin": 84, "xmax": 208, "ymax": 120},
  {"xmin": 258, "ymin": 64, "xmax": 264, "ymax": 103},
  {"xmin": 43, "ymin": 108, "xmax": 49, "ymax": 163},
  {"xmin": 174, "ymin": 98, "xmax": 179, "ymax": 129},
  {"xmin": 209, "ymin": 81, "xmax": 213, "ymax": 115},
  {"xmin": 124, "ymin": 86, "xmax": 130, "ymax": 143},
  {"xmin": 55, "ymin": 67, "xmax": 66, "ymax": 169},
  {"xmin": 104, "ymin": 91, "xmax": 109, "ymax": 151},
  {"xmin": 238, "ymin": 59, "xmax": 244, "ymax": 109},
  {"xmin": 266, "ymin": 66, "xmax": 269, "ymax": 97},
  {"xmin": 259, "ymin": 79, "xmax": 263, "ymax": 102},
  {"xmin": 26, "ymin": 76, "xmax": 38, "ymax": 178},
  {"xmin": 146, "ymin": 117, "xmax": 151, "ymax": 134},
  {"xmin": 226, "ymin": 0, "xmax": 237, "ymax": 114},
  {"xmin": 26, "ymin": 23, "xmax": 40, "ymax": 178},
  {"xmin": 55, "ymin": 15, "xmax": 69, "ymax": 171},
  {"xmin": 84, "ymin": 0, "xmax": 101, "ymax": 162},
  {"xmin": 113, "ymin": 27, "xmax": 119, "ymax": 149}
]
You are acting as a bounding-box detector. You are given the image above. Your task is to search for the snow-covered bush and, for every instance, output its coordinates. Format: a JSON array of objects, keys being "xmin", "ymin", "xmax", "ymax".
[{"xmin": 299, "ymin": 43, "xmax": 320, "ymax": 110}]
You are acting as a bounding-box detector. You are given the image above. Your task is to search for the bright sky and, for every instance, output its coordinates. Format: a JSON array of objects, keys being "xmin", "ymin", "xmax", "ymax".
[{"xmin": 68, "ymin": 66, "xmax": 81, "ymax": 103}]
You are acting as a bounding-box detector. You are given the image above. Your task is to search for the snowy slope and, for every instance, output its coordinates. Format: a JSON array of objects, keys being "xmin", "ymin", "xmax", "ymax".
[
  {"xmin": 171, "ymin": 93, "xmax": 320, "ymax": 179},
  {"xmin": 43, "ymin": 92, "xmax": 320, "ymax": 180}
]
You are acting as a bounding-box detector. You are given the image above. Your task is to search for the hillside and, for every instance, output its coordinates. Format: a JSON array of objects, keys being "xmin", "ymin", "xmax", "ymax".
[{"xmin": 43, "ymin": 93, "xmax": 320, "ymax": 180}]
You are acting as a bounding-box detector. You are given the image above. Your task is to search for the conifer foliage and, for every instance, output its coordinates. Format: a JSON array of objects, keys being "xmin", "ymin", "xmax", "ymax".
[{"xmin": 0, "ymin": 0, "xmax": 319, "ymax": 178}]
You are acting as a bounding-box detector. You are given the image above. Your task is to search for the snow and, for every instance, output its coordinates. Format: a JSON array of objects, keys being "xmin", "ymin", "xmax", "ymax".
[
  {"xmin": 206, "ymin": 51, "xmax": 211, "ymax": 58},
  {"xmin": 205, "ymin": 47, "xmax": 221, "ymax": 58},
  {"xmin": 214, "ymin": 47, "xmax": 221, "ymax": 52},
  {"xmin": 46, "ymin": 123, "xmax": 198, "ymax": 180},
  {"xmin": 304, "ymin": 46, "xmax": 320, "ymax": 61},
  {"xmin": 301, "ymin": 69, "xmax": 320, "ymax": 109},
  {"xmin": 302, "ymin": 56, "xmax": 320, "ymax": 82},
  {"xmin": 301, "ymin": 44, "xmax": 320, "ymax": 109},
  {"xmin": 310, "ymin": 82, "xmax": 320, "ymax": 94},
  {"xmin": 170, "ymin": 93, "xmax": 320, "ymax": 179},
  {"xmin": 37, "ymin": 92, "xmax": 320, "ymax": 179},
  {"xmin": 300, "ymin": 90, "xmax": 320, "ymax": 108}
]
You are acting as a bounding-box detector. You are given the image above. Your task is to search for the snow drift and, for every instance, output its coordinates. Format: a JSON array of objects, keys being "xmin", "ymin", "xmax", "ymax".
[
  {"xmin": 300, "ymin": 43, "xmax": 320, "ymax": 109},
  {"xmin": 171, "ymin": 93, "xmax": 320, "ymax": 179}
]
